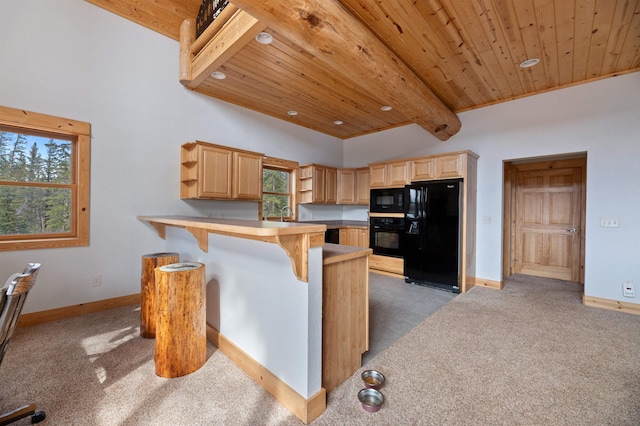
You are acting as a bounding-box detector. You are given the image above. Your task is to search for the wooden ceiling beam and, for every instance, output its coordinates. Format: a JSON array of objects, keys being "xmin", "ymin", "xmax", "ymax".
[{"xmin": 228, "ymin": 0, "xmax": 461, "ymax": 141}]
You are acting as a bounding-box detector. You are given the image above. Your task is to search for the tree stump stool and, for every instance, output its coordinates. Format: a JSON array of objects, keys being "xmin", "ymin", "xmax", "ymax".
[
  {"xmin": 140, "ymin": 252, "xmax": 179, "ymax": 338},
  {"xmin": 154, "ymin": 262, "xmax": 207, "ymax": 378}
]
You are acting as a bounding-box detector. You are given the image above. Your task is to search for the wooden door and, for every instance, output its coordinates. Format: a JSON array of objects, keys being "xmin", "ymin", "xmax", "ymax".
[{"xmin": 513, "ymin": 164, "xmax": 583, "ymax": 281}]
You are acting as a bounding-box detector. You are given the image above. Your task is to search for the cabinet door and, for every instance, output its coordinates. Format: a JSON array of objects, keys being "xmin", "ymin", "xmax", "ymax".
[
  {"xmin": 233, "ymin": 151, "xmax": 263, "ymax": 200},
  {"xmin": 325, "ymin": 167, "xmax": 338, "ymax": 204},
  {"xmin": 411, "ymin": 157, "xmax": 435, "ymax": 181},
  {"xmin": 338, "ymin": 228, "xmax": 369, "ymax": 248},
  {"xmin": 435, "ymin": 154, "xmax": 464, "ymax": 178},
  {"xmin": 339, "ymin": 228, "xmax": 349, "ymax": 245},
  {"xmin": 358, "ymin": 229, "xmax": 369, "ymax": 249},
  {"xmin": 369, "ymin": 164, "xmax": 387, "ymax": 188},
  {"xmin": 339, "ymin": 228, "xmax": 358, "ymax": 246},
  {"xmin": 388, "ymin": 161, "xmax": 409, "ymax": 187},
  {"xmin": 337, "ymin": 169, "xmax": 356, "ymax": 204},
  {"xmin": 312, "ymin": 166, "xmax": 326, "ymax": 203},
  {"xmin": 355, "ymin": 168, "xmax": 370, "ymax": 205},
  {"xmin": 199, "ymin": 145, "xmax": 233, "ymax": 198}
]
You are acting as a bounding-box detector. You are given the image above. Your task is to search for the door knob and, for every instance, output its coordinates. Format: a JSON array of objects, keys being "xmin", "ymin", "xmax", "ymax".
[{"xmin": 567, "ymin": 228, "xmax": 578, "ymax": 233}]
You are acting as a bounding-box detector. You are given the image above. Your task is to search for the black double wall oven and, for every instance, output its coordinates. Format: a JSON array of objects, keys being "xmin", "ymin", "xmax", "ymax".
[{"xmin": 369, "ymin": 188, "xmax": 404, "ymax": 258}]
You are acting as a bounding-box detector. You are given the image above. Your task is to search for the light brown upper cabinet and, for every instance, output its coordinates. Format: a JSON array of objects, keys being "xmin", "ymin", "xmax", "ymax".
[
  {"xmin": 410, "ymin": 157, "xmax": 435, "ymax": 180},
  {"xmin": 233, "ymin": 151, "xmax": 263, "ymax": 199},
  {"xmin": 411, "ymin": 153, "xmax": 466, "ymax": 181},
  {"xmin": 337, "ymin": 169, "xmax": 356, "ymax": 204},
  {"xmin": 299, "ymin": 164, "xmax": 338, "ymax": 204},
  {"xmin": 434, "ymin": 153, "xmax": 465, "ymax": 178},
  {"xmin": 369, "ymin": 160, "xmax": 410, "ymax": 188},
  {"xmin": 337, "ymin": 167, "xmax": 369, "ymax": 205},
  {"xmin": 180, "ymin": 141, "xmax": 263, "ymax": 200},
  {"xmin": 325, "ymin": 167, "xmax": 337, "ymax": 204},
  {"xmin": 355, "ymin": 167, "xmax": 370, "ymax": 205}
]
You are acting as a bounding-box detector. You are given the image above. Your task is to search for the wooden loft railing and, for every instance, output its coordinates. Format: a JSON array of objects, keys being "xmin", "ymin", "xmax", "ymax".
[{"xmin": 179, "ymin": 5, "xmax": 265, "ymax": 90}]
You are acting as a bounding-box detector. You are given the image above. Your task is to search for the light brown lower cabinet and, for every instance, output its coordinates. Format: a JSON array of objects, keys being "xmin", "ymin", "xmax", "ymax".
[
  {"xmin": 338, "ymin": 227, "xmax": 369, "ymax": 248},
  {"xmin": 369, "ymin": 254, "xmax": 404, "ymax": 276},
  {"xmin": 322, "ymin": 245, "xmax": 371, "ymax": 392}
]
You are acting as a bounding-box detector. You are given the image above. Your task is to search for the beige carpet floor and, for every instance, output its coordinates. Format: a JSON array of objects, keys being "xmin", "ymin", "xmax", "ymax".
[{"xmin": 2, "ymin": 274, "xmax": 639, "ymax": 425}]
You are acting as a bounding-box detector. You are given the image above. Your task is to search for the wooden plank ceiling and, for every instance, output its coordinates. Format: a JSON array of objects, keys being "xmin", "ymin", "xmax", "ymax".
[{"xmin": 87, "ymin": 0, "xmax": 640, "ymax": 139}]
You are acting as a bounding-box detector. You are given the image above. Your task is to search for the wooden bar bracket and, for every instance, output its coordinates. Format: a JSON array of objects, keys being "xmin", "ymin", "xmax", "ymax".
[
  {"xmin": 186, "ymin": 226, "xmax": 209, "ymax": 252},
  {"xmin": 276, "ymin": 234, "xmax": 309, "ymax": 282},
  {"xmin": 151, "ymin": 222, "xmax": 166, "ymax": 239}
]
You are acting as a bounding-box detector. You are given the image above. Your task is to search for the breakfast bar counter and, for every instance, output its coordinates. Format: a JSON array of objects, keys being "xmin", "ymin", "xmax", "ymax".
[
  {"xmin": 137, "ymin": 215, "xmax": 326, "ymax": 282},
  {"xmin": 137, "ymin": 215, "xmax": 374, "ymax": 423},
  {"xmin": 138, "ymin": 215, "xmax": 327, "ymax": 422}
]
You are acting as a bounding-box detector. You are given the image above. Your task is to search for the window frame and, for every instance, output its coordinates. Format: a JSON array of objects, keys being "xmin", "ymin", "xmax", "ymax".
[
  {"xmin": 261, "ymin": 156, "xmax": 298, "ymax": 221},
  {"xmin": 0, "ymin": 105, "xmax": 91, "ymax": 251}
]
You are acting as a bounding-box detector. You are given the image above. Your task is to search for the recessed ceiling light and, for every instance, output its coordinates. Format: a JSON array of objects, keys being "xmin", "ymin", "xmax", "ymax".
[
  {"xmin": 380, "ymin": 105, "xmax": 393, "ymax": 111},
  {"xmin": 333, "ymin": 120, "xmax": 344, "ymax": 125},
  {"xmin": 255, "ymin": 32, "xmax": 273, "ymax": 45},
  {"xmin": 211, "ymin": 71, "xmax": 226, "ymax": 80},
  {"xmin": 287, "ymin": 110, "xmax": 298, "ymax": 116},
  {"xmin": 519, "ymin": 58, "xmax": 540, "ymax": 68}
]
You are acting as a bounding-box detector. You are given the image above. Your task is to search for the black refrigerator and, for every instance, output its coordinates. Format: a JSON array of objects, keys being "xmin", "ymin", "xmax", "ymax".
[{"xmin": 403, "ymin": 179, "xmax": 462, "ymax": 293}]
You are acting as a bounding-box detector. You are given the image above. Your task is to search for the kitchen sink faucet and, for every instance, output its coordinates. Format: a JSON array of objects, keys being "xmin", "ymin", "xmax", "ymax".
[{"xmin": 280, "ymin": 206, "xmax": 294, "ymax": 222}]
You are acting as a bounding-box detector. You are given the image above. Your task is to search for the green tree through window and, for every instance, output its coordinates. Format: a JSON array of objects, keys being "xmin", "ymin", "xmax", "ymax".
[
  {"xmin": 0, "ymin": 130, "xmax": 73, "ymax": 235},
  {"xmin": 262, "ymin": 168, "xmax": 291, "ymax": 218}
]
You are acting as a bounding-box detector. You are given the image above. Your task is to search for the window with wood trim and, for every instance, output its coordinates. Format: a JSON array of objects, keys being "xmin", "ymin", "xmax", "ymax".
[
  {"xmin": 0, "ymin": 106, "xmax": 90, "ymax": 251},
  {"xmin": 261, "ymin": 156, "xmax": 298, "ymax": 220}
]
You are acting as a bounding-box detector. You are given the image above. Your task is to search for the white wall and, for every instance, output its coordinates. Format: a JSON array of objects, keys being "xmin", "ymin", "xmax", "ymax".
[
  {"xmin": 344, "ymin": 72, "xmax": 640, "ymax": 303},
  {"xmin": 0, "ymin": 0, "xmax": 343, "ymax": 313}
]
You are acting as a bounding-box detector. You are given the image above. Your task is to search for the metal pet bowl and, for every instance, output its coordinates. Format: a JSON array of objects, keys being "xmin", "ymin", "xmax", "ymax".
[
  {"xmin": 358, "ymin": 388, "xmax": 384, "ymax": 412},
  {"xmin": 361, "ymin": 369, "xmax": 385, "ymax": 390}
]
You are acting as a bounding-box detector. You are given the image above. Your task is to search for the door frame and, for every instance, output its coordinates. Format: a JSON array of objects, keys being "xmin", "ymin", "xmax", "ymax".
[{"xmin": 502, "ymin": 153, "xmax": 587, "ymax": 284}]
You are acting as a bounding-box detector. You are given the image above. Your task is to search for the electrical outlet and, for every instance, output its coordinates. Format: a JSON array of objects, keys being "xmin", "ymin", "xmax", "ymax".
[
  {"xmin": 91, "ymin": 275, "xmax": 102, "ymax": 287},
  {"xmin": 483, "ymin": 216, "xmax": 492, "ymax": 224},
  {"xmin": 623, "ymin": 280, "xmax": 635, "ymax": 297},
  {"xmin": 600, "ymin": 217, "xmax": 620, "ymax": 228}
]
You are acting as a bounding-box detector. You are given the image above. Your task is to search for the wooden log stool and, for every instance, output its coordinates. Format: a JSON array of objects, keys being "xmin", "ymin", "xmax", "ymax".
[
  {"xmin": 154, "ymin": 262, "xmax": 207, "ymax": 378},
  {"xmin": 140, "ymin": 252, "xmax": 179, "ymax": 338}
]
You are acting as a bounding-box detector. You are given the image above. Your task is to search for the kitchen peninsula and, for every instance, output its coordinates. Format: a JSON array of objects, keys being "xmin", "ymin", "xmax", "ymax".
[{"xmin": 137, "ymin": 215, "xmax": 370, "ymax": 424}]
